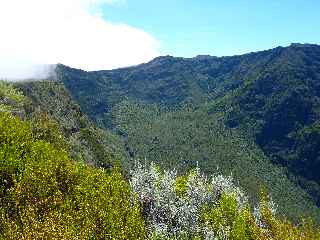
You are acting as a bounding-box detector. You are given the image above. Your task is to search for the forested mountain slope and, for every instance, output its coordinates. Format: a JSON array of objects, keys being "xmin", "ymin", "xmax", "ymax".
[
  {"xmin": 50, "ymin": 43, "xmax": 320, "ymax": 221},
  {"xmin": 2, "ymin": 81, "xmax": 320, "ymax": 239},
  {"xmin": 14, "ymin": 80, "xmax": 126, "ymax": 168}
]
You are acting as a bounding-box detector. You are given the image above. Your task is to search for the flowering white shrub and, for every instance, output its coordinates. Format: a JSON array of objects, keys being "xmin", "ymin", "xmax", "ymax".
[
  {"xmin": 210, "ymin": 174, "xmax": 248, "ymax": 210},
  {"xmin": 129, "ymin": 162, "xmax": 250, "ymax": 239},
  {"xmin": 253, "ymin": 194, "xmax": 278, "ymax": 228}
]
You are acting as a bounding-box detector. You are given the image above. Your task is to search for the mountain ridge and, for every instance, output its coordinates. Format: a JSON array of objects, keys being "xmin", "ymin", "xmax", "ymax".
[{"xmin": 14, "ymin": 43, "xmax": 320, "ymax": 222}]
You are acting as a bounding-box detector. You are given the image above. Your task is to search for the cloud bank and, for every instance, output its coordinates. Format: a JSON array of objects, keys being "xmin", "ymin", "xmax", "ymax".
[{"xmin": 0, "ymin": 0, "xmax": 160, "ymax": 79}]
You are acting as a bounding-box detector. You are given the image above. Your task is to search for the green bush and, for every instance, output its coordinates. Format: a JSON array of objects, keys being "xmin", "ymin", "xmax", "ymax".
[
  {"xmin": 0, "ymin": 101, "xmax": 319, "ymax": 239},
  {"xmin": 0, "ymin": 112, "xmax": 146, "ymax": 239}
]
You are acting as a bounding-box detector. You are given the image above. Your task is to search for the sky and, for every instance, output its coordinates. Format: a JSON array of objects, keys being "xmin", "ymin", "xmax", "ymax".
[
  {"xmin": 102, "ymin": 0, "xmax": 320, "ymax": 57},
  {"xmin": 0, "ymin": 0, "xmax": 319, "ymax": 79}
]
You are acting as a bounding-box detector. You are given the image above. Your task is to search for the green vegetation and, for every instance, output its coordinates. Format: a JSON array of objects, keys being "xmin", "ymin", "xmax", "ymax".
[
  {"xmin": 15, "ymin": 80, "xmax": 126, "ymax": 168},
  {"xmin": 0, "ymin": 82, "xmax": 319, "ymax": 239},
  {"xmin": 53, "ymin": 44, "xmax": 320, "ymax": 221},
  {"xmin": 130, "ymin": 162, "xmax": 320, "ymax": 239},
  {"xmin": 0, "ymin": 80, "xmax": 26, "ymax": 115},
  {"xmin": 111, "ymin": 101, "xmax": 320, "ymax": 222},
  {"xmin": 201, "ymin": 192, "xmax": 319, "ymax": 240},
  {"xmin": 0, "ymin": 111, "xmax": 146, "ymax": 239},
  {"xmin": 207, "ymin": 44, "xmax": 320, "ymax": 206}
]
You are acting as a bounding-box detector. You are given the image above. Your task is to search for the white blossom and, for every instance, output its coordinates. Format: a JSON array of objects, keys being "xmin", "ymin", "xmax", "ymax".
[{"xmin": 130, "ymin": 161, "xmax": 250, "ymax": 239}]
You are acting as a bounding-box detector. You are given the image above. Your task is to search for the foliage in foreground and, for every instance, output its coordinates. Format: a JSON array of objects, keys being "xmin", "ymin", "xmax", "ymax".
[
  {"xmin": 113, "ymin": 101, "xmax": 320, "ymax": 222},
  {"xmin": 0, "ymin": 80, "xmax": 25, "ymax": 115},
  {"xmin": 130, "ymin": 162, "xmax": 320, "ymax": 239},
  {"xmin": 0, "ymin": 112, "xmax": 145, "ymax": 239},
  {"xmin": 0, "ymin": 107, "xmax": 319, "ymax": 239}
]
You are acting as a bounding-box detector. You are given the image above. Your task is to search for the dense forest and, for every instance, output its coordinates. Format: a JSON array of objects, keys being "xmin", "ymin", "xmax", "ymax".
[
  {"xmin": 1, "ymin": 43, "xmax": 320, "ymax": 238},
  {"xmin": 0, "ymin": 80, "xmax": 319, "ymax": 239},
  {"xmin": 32, "ymin": 43, "xmax": 320, "ymax": 221}
]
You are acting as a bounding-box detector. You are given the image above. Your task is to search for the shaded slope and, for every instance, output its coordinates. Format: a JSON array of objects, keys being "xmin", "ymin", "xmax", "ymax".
[
  {"xmin": 54, "ymin": 43, "xmax": 320, "ymax": 220},
  {"xmin": 14, "ymin": 80, "xmax": 126, "ymax": 168},
  {"xmin": 112, "ymin": 101, "xmax": 320, "ymax": 222},
  {"xmin": 208, "ymin": 43, "xmax": 320, "ymax": 204},
  {"xmin": 0, "ymin": 104, "xmax": 318, "ymax": 239}
]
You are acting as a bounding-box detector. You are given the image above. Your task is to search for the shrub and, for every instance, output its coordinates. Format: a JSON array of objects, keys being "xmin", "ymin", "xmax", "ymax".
[
  {"xmin": 0, "ymin": 112, "xmax": 146, "ymax": 239},
  {"xmin": 0, "ymin": 108, "xmax": 319, "ymax": 239},
  {"xmin": 130, "ymin": 162, "xmax": 248, "ymax": 239},
  {"xmin": 130, "ymin": 162, "xmax": 320, "ymax": 240}
]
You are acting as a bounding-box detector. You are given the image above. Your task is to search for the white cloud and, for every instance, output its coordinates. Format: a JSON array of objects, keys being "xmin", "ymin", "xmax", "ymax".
[{"xmin": 0, "ymin": 0, "xmax": 159, "ymax": 79}]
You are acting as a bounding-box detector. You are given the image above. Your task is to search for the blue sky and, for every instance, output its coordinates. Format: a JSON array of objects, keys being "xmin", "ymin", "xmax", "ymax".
[
  {"xmin": 1, "ymin": 0, "xmax": 320, "ymax": 78},
  {"xmin": 103, "ymin": 0, "xmax": 320, "ymax": 57}
]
